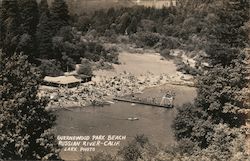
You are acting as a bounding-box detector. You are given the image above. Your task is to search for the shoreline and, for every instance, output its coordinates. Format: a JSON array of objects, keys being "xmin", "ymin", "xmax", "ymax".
[
  {"xmin": 44, "ymin": 80, "xmax": 195, "ymax": 111},
  {"xmin": 39, "ymin": 52, "xmax": 195, "ymax": 110}
]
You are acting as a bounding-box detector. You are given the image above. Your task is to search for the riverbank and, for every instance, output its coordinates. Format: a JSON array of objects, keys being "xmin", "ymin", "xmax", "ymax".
[
  {"xmin": 49, "ymin": 49, "xmax": 197, "ymax": 160},
  {"xmin": 39, "ymin": 51, "xmax": 194, "ymax": 109}
]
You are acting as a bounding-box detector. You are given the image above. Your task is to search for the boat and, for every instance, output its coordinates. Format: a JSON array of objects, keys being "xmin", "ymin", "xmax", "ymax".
[{"xmin": 127, "ymin": 117, "xmax": 139, "ymax": 121}]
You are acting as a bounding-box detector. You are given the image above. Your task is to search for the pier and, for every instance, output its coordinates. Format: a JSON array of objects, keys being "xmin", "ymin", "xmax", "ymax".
[{"xmin": 113, "ymin": 95, "xmax": 174, "ymax": 108}]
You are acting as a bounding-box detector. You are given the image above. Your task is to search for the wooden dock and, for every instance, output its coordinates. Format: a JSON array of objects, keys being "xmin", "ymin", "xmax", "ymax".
[{"xmin": 113, "ymin": 97, "xmax": 173, "ymax": 108}]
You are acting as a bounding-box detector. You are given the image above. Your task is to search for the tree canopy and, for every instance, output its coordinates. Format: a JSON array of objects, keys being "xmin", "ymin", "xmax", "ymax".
[
  {"xmin": 50, "ymin": 0, "xmax": 70, "ymax": 34},
  {"xmin": 0, "ymin": 52, "xmax": 61, "ymax": 160}
]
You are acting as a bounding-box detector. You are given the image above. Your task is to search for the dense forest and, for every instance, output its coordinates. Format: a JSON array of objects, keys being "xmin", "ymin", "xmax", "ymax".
[
  {"xmin": 0, "ymin": 0, "xmax": 250, "ymax": 160},
  {"xmin": 0, "ymin": 0, "xmax": 118, "ymax": 76}
]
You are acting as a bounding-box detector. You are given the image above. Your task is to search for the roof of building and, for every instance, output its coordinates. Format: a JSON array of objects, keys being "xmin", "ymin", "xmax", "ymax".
[{"xmin": 44, "ymin": 76, "xmax": 82, "ymax": 85}]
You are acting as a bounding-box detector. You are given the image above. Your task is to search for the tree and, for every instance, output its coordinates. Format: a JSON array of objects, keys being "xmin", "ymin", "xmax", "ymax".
[
  {"xmin": 91, "ymin": 10, "xmax": 110, "ymax": 33},
  {"xmin": 89, "ymin": 153, "xmax": 116, "ymax": 161},
  {"xmin": 197, "ymin": 64, "xmax": 246, "ymax": 126},
  {"xmin": 173, "ymin": 103, "xmax": 214, "ymax": 148},
  {"xmin": 173, "ymin": 0, "xmax": 249, "ymax": 155},
  {"xmin": 0, "ymin": 4, "xmax": 5, "ymax": 49},
  {"xmin": 1, "ymin": 0, "xmax": 20, "ymax": 55},
  {"xmin": 118, "ymin": 138, "xmax": 143, "ymax": 161},
  {"xmin": 205, "ymin": 43, "xmax": 241, "ymax": 66},
  {"xmin": 38, "ymin": 0, "xmax": 49, "ymax": 15},
  {"xmin": 211, "ymin": 0, "xmax": 249, "ymax": 48},
  {"xmin": 205, "ymin": 0, "xmax": 249, "ymax": 66},
  {"xmin": 0, "ymin": 52, "xmax": 61, "ymax": 160},
  {"xmin": 76, "ymin": 15, "xmax": 91, "ymax": 32},
  {"xmin": 50, "ymin": 0, "xmax": 70, "ymax": 35},
  {"xmin": 174, "ymin": 63, "xmax": 246, "ymax": 148},
  {"xmin": 116, "ymin": 12, "xmax": 131, "ymax": 34},
  {"xmin": 173, "ymin": 104, "xmax": 249, "ymax": 160},
  {"xmin": 18, "ymin": 0, "xmax": 38, "ymax": 36},
  {"xmin": 36, "ymin": 11, "xmax": 53, "ymax": 59},
  {"xmin": 127, "ymin": 16, "xmax": 137, "ymax": 34},
  {"xmin": 77, "ymin": 58, "xmax": 92, "ymax": 76},
  {"xmin": 182, "ymin": 124, "xmax": 248, "ymax": 161},
  {"xmin": 15, "ymin": 0, "xmax": 39, "ymax": 58}
]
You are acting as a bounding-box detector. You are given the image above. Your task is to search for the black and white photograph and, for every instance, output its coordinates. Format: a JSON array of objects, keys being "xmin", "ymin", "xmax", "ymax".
[{"xmin": 0, "ymin": 0, "xmax": 250, "ymax": 160}]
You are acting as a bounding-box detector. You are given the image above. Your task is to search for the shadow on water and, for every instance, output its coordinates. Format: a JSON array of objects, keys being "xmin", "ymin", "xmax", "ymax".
[
  {"xmin": 54, "ymin": 84, "xmax": 197, "ymax": 160},
  {"xmin": 55, "ymin": 102, "xmax": 177, "ymax": 144}
]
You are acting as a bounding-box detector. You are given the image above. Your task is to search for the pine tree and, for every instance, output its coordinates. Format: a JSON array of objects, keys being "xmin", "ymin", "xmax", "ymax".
[
  {"xmin": 206, "ymin": 0, "xmax": 250, "ymax": 66},
  {"xmin": 16, "ymin": 0, "xmax": 39, "ymax": 59},
  {"xmin": 37, "ymin": 0, "xmax": 53, "ymax": 59},
  {"xmin": 0, "ymin": 52, "xmax": 61, "ymax": 160},
  {"xmin": 117, "ymin": 12, "xmax": 131, "ymax": 34},
  {"xmin": 1, "ymin": 0, "xmax": 20, "ymax": 55},
  {"xmin": 212, "ymin": 0, "xmax": 249, "ymax": 48},
  {"xmin": 127, "ymin": 16, "xmax": 137, "ymax": 34},
  {"xmin": 36, "ymin": 12, "xmax": 53, "ymax": 59},
  {"xmin": 18, "ymin": 0, "xmax": 39, "ymax": 36},
  {"xmin": 39, "ymin": 0, "xmax": 49, "ymax": 15},
  {"xmin": 0, "ymin": 4, "xmax": 4, "ymax": 49},
  {"xmin": 50, "ymin": 0, "xmax": 69, "ymax": 34}
]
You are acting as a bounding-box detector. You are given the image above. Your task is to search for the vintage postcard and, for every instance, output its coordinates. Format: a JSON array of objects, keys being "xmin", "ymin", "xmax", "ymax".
[{"xmin": 0, "ymin": 0, "xmax": 249, "ymax": 160}]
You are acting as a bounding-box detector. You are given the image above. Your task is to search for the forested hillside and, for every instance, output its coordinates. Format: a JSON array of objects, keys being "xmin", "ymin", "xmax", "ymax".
[
  {"xmin": 0, "ymin": 0, "xmax": 118, "ymax": 76},
  {"xmin": 44, "ymin": 0, "xmax": 135, "ymax": 14}
]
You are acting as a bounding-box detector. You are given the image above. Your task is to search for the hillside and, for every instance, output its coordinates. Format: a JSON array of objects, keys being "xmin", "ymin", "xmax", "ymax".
[{"xmin": 48, "ymin": 0, "xmax": 135, "ymax": 14}]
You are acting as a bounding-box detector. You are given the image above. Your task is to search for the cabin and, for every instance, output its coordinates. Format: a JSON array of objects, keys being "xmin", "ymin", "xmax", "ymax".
[{"xmin": 43, "ymin": 75, "xmax": 91, "ymax": 88}]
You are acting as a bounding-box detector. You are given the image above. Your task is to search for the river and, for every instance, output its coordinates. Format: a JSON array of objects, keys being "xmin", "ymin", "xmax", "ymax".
[{"xmin": 54, "ymin": 84, "xmax": 196, "ymax": 160}]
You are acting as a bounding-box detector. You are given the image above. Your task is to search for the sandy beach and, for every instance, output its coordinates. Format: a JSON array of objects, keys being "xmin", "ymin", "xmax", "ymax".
[
  {"xmin": 39, "ymin": 49, "xmax": 195, "ymax": 108},
  {"xmin": 93, "ymin": 51, "xmax": 178, "ymax": 78}
]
